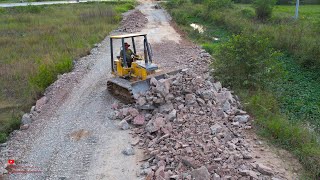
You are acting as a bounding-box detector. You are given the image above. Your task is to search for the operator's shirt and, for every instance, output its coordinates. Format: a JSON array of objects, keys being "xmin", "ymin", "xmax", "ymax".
[{"xmin": 120, "ymin": 49, "xmax": 134, "ymax": 61}]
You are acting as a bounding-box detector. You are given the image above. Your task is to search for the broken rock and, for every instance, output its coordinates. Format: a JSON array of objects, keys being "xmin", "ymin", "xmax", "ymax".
[
  {"xmin": 128, "ymin": 107, "xmax": 139, "ymax": 117},
  {"xmin": 146, "ymin": 117, "xmax": 165, "ymax": 133},
  {"xmin": 137, "ymin": 97, "xmax": 147, "ymax": 106},
  {"xmin": 213, "ymin": 82, "xmax": 222, "ymax": 92},
  {"xmin": 185, "ymin": 94, "xmax": 196, "ymax": 104},
  {"xmin": 234, "ymin": 115, "xmax": 250, "ymax": 123},
  {"xmin": 159, "ymin": 103, "xmax": 174, "ymax": 113},
  {"xmin": 118, "ymin": 119, "xmax": 130, "ymax": 130},
  {"xmin": 210, "ymin": 124, "xmax": 222, "ymax": 135},
  {"xmin": 256, "ymin": 163, "xmax": 273, "ymax": 176},
  {"xmin": 35, "ymin": 96, "xmax": 48, "ymax": 111},
  {"xmin": 21, "ymin": 113, "xmax": 32, "ymax": 125},
  {"xmin": 167, "ymin": 109, "xmax": 177, "ymax": 121},
  {"xmin": 122, "ymin": 146, "xmax": 135, "ymax": 156},
  {"xmin": 132, "ymin": 114, "xmax": 145, "ymax": 125},
  {"xmin": 190, "ymin": 166, "xmax": 210, "ymax": 180},
  {"xmin": 155, "ymin": 166, "xmax": 165, "ymax": 180}
]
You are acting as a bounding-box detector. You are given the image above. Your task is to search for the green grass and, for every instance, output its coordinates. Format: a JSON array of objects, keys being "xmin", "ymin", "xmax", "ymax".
[
  {"xmin": 164, "ymin": 1, "xmax": 320, "ymax": 178},
  {"xmin": 0, "ymin": 0, "xmax": 125, "ymax": 3},
  {"xmin": 238, "ymin": 4, "xmax": 320, "ymax": 23},
  {"xmin": 273, "ymin": 56, "xmax": 320, "ymax": 132},
  {"xmin": 0, "ymin": 1, "xmax": 135, "ymax": 143}
]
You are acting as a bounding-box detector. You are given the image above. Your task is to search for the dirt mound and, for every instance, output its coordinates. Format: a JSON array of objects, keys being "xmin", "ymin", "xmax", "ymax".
[{"xmin": 118, "ymin": 10, "xmax": 148, "ymax": 33}]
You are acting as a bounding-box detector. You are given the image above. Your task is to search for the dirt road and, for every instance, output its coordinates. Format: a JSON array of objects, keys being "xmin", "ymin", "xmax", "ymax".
[{"xmin": 0, "ymin": 0, "xmax": 301, "ymax": 179}]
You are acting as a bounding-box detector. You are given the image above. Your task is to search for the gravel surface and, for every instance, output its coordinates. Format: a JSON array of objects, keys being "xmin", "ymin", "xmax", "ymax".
[
  {"xmin": 0, "ymin": 0, "xmax": 302, "ymax": 179},
  {"xmin": 0, "ymin": 6, "xmax": 147, "ymax": 180}
]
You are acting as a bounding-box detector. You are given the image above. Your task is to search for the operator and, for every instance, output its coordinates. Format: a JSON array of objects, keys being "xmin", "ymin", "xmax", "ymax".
[{"xmin": 120, "ymin": 42, "xmax": 137, "ymax": 67}]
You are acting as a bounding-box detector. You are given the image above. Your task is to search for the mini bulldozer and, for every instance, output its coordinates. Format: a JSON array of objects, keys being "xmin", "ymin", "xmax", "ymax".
[{"xmin": 107, "ymin": 33, "xmax": 179, "ymax": 103}]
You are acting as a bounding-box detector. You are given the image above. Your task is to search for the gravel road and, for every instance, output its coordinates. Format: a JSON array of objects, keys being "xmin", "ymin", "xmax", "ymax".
[{"xmin": 0, "ymin": 0, "xmax": 301, "ymax": 179}]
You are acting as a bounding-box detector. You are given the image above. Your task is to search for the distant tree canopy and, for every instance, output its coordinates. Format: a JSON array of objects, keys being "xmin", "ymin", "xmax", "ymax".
[{"xmin": 232, "ymin": 0, "xmax": 320, "ymax": 4}]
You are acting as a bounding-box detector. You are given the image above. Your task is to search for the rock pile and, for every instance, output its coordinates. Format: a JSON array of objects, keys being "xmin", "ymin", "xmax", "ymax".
[
  {"xmin": 112, "ymin": 69, "xmax": 281, "ymax": 179},
  {"xmin": 118, "ymin": 10, "xmax": 148, "ymax": 33}
]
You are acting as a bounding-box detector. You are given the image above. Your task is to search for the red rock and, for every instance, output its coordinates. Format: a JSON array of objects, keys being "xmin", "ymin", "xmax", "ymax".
[
  {"xmin": 157, "ymin": 160, "xmax": 166, "ymax": 167},
  {"xmin": 20, "ymin": 124, "xmax": 29, "ymax": 130},
  {"xmin": 185, "ymin": 147, "xmax": 193, "ymax": 154},
  {"xmin": 146, "ymin": 117, "xmax": 165, "ymax": 133},
  {"xmin": 256, "ymin": 163, "xmax": 273, "ymax": 175},
  {"xmin": 161, "ymin": 122, "xmax": 173, "ymax": 134},
  {"xmin": 190, "ymin": 166, "xmax": 210, "ymax": 180},
  {"xmin": 111, "ymin": 102, "xmax": 119, "ymax": 110},
  {"xmin": 145, "ymin": 170, "xmax": 155, "ymax": 180},
  {"xmin": 155, "ymin": 166, "xmax": 165, "ymax": 180},
  {"xmin": 128, "ymin": 107, "xmax": 139, "ymax": 117},
  {"xmin": 133, "ymin": 114, "xmax": 145, "ymax": 125},
  {"xmin": 181, "ymin": 157, "xmax": 197, "ymax": 168},
  {"xmin": 120, "ymin": 108, "xmax": 129, "ymax": 116},
  {"xmin": 35, "ymin": 96, "xmax": 48, "ymax": 111}
]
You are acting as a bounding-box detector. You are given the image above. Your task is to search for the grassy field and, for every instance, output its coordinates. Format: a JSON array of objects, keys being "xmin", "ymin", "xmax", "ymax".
[
  {"xmin": 238, "ymin": 4, "xmax": 320, "ymax": 23},
  {"xmin": 164, "ymin": 1, "xmax": 320, "ymax": 178},
  {"xmin": 0, "ymin": 0, "xmax": 120, "ymax": 3},
  {"xmin": 0, "ymin": 1, "xmax": 135, "ymax": 143}
]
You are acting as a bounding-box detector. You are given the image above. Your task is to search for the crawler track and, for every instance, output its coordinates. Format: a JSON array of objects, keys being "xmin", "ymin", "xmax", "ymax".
[{"xmin": 107, "ymin": 77, "xmax": 135, "ymax": 104}]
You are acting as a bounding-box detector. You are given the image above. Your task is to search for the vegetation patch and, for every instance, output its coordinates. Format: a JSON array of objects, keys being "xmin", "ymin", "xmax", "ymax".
[
  {"xmin": 0, "ymin": 1, "xmax": 135, "ymax": 143},
  {"xmin": 164, "ymin": 0, "xmax": 320, "ymax": 178}
]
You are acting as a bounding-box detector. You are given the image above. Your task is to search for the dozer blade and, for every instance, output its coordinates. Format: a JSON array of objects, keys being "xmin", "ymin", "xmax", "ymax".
[{"xmin": 107, "ymin": 69, "xmax": 182, "ymax": 104}]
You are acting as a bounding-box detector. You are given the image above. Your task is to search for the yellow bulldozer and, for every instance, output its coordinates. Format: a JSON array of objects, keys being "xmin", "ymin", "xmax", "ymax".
[{"xmin": 107, "ymin": 33, "xmax": 179, "ymax": 103}]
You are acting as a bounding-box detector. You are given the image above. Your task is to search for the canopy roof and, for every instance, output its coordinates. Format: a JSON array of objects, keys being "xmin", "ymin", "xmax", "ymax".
[{"xmin": 110, "ymin": 33, "xmax": 147, "ymax": 39}]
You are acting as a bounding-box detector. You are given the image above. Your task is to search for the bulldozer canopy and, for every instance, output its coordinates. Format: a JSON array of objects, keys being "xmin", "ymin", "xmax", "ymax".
[{"xmin": 110, "ymin": 33, "xmax": 147, "ymax": 39}]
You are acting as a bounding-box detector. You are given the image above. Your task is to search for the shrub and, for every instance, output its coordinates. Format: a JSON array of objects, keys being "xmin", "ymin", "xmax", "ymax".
[
  {"xmin": 166, "ymin": 0, "xmax": 187, "ymax": 9},
  {"xmin": 205, "ymin": 0, "xmax": 233, "ymax": 11},
  {"xmin": 191, "ymin": 0, "xmax": 205, "ymax": 3},
  {"xmin": 202, "ymin": 43, "xmax": 218, "ymax": 54},
  {"xmin": 232, "ymin": 0, "xmax": 253, "ymax": 3},
  {"xmin": 0, "ymin": 133, "xmax": 6, "ymax": 143},
  {"xmin": 171, "ymin": 10, "xmax": 189, "ymax": 25},
  {"xmin": 253, "ymin": 0, "xmax": 276, "ymax": 20},
  {"xmin": 241, "ymin": 9, "xmax": 255, "ymax": 19},
  {"xmin": 212, "ymin": 33, "xmax": 283, "ymax": 90}
]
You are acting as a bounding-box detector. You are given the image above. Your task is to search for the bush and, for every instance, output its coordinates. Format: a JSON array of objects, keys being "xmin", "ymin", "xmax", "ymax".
[
  {"xmin": 0, "ymin": 133, "xmax": 6, "ymax": 143},
  {"xmin": 212, "ymin": 33, "xmax": 283, "ymax": 90},
  {"xmin": 205, "ymin": 0, "xmax": 233, "ymax": 11},
  {"xmin": 232, "ymin": 0, "xmax": 253, "ymax": 3},
  {"xmin": 253, "ymin": 0, "xmax": 276, "ymax": 20},
  {"xmin": 202, "ymin": 43, "xmax": 218, "ymax": 54},
  {"xmin": 171, "ymin": 10, "xmax": 189, "ymax": 25},
  {"xmin": 241, "ymin": 9, "xmax": 255, "ymax": 18},
  {"xmin": 166, "ymin": 0, "xmax": 187, "ymax": 9},
  {"xmin": 191, "ymin": 0, "xmax": 205, "ymax": 3}
]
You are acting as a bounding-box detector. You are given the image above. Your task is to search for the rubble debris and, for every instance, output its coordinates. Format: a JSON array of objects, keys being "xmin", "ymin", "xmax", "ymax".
[
  {"xmin": 118, "ymin": 119, "xmax": 130, "ymax": 130},
  {"xmin": 114, "ymin": 69, "xmax": 280, "ymax": 179},
  {"xmin": 117, "ymin": 10, "xmax": 148, "ymax": 33}
]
